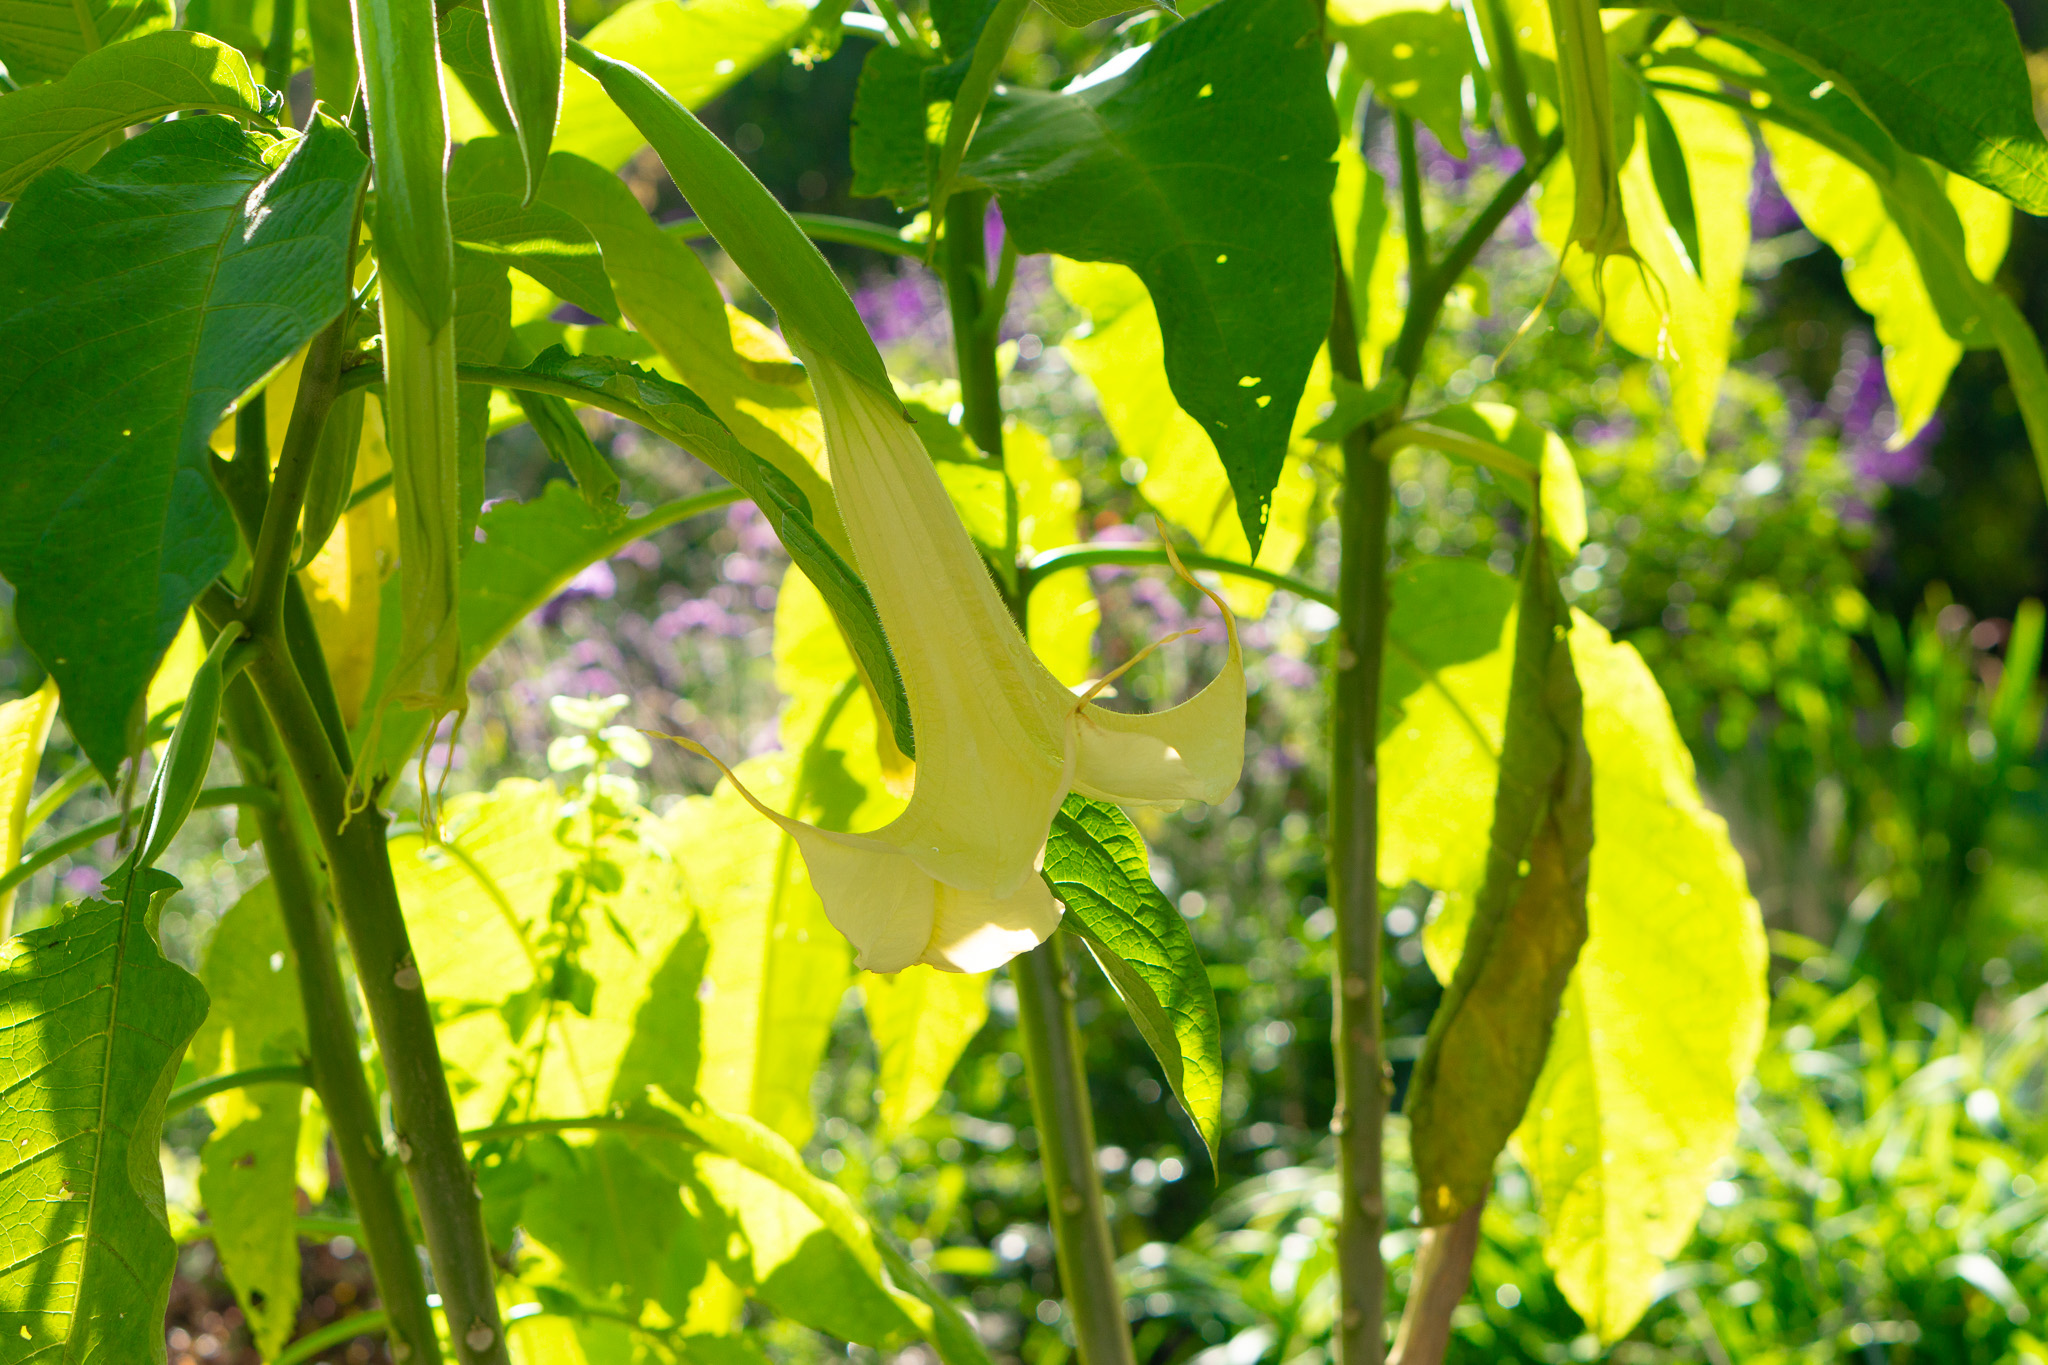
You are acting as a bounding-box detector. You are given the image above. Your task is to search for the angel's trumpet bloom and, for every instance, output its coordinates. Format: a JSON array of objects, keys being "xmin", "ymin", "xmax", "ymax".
[{"xmin": 678, "ymin": 346, "xmax": 1245, "ymax": 976}]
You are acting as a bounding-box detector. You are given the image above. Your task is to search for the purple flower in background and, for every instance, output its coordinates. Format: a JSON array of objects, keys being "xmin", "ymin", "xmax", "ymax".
[
  {"xmin": 985, "ymin": 199, "xmax": 1006, "ymax": 268},
  {"xmin": 728, "ymin": 502, "xmax": 784, "ymax": 558},
  {"xmin": 1751, "ymin": 150, "xmax": 1802, "ymax": 239},
  {"xmin": 537, "ymin": 560, "xmax": 617, "ymax": 627},
  {"xmin": 656, "ymin": 598, "xmax": 752, "ymax": 639},
  {"xmin": 62, "ymin": 866, "xmax": 103, "ymax": 898},
  {"xmin": 1827, "ymin": 331, "xmax": 1941, "ymax": 486},
  {"xmin": 854, "ymin": 270, "xmax": 947, "ymax": 347}
]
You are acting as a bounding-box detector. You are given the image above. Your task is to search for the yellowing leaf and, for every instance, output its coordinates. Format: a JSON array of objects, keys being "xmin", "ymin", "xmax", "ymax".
[
  {"xmin": 0, "ymin": 678, "xmax": 58, "ymax": 936},
  {"xmin": 1010, "ymin": 423, "xmax": 1098, "ymax": 687},
  {"xmin": 1056, "ymin": 259, "xmax": 1318, "ymax": 616},
  {"xmin": 1380, "ymin": 558, "xmax": 1767, "ymax": 1339},
  {"xmin": 302, "ymin": 393, "xmax": 397, "ymax": 727},
  {"xmin": 1332, "ymin": 142, "xmax": 1406, "ymax": 386},
  {"xmin": 144, "ymin": 613, "xmax": 207, "ymax": 724},
  {"xmin": 1540, "ymin": 73, "xmax": 1752, "ymax": 449},
  {"xmin": 864, "ymin": 968, "xmax": 989, "ymax": 1136}
]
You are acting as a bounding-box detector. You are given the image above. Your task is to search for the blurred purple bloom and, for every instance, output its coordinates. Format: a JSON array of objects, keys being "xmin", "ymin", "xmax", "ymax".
[
  {"xmin": 62, "ymin": 866, "xmax": 103, "ymax": 898},
  {"xmin": 854, "ymin": 270, "xmax": 947, "ymax": 346},
  {"xmin": 537, "ymin": 560, "xmax": 617, "ymax": 627},
  {"xmin": 1750, "ymin": 149, "xmax": 1802, "ymax": 238},
  {"xmin": 728, "ymin": 502, "xmax": 785, "ymax": 558}
]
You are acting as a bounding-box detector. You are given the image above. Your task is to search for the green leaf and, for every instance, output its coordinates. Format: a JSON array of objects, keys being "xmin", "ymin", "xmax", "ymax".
[
  {"xmin": 1304, "ymin": 375, "xmax": 1401, "ymax": 444},
  {"xmin": 1379, "ymin": 558, "xmax": 1769, "ymax": 1339},
  {"xmin": 1404, "ymin": 535, "xmax": 1590, "ymax": 1225},
  {"xmin": 1333, "ymin": 7, "xmax": 1472, "ymax": 157},
  {"xmin": 0, "ymin": 869, "xmax": 210, "ymax": 1358},
  {"xmin": 1043, "ymin": 794, "xmax": 1224, "ymax": 1168},
  {"xmin": 849, "ymin": 42, "xmax": 934, "ymax": 209},
  {"xmin": 515, "ymin": 1134, "xmax": 704, "ymax": 1319},
  {"xmin": 483, "ymin": 0, "xmax": 566, "ymax": 200},
  {"xmin": 0, "ymin": 30, "xmax": 269, "ymax": 200},
  {"xmin": 1033, "ymin": 0, "xmax": 1154, "ymax": 24},
  {"xmin": 554, "ymin": 0, "xmax": 819, "ymax": 171},
  {"xmin": 567, "ymin": 37, "xmax": 898, "ymax": 404},
  {"xmin": 651, "ymin": 1095, "xmax": 925, "ymax": 1349},
  {"xmin": 441, "ymin": 4, "xmax": 518, "ymax": 139},
  {"xmin": 864, "ymin": 968, "xmax": 989, "ymax": 1137},
  {"xmin": 1637, "ymin": 82, "xmax": 1701, "ymax": 276},
  {"xmin": 1639, "ymin": 0, "xmax": 2048, "ymax": 213},
  {"xmin": 449, "ymin": 191, "xmax": 622, "ymax": 324},
  {"xmin": 0, "ymin": 0, "xmax": 170, "ymax": 84},
  {"xmin": 0, "ymin": 113, "xmax": 364, "ymax": 778},
  {"xmin": 961, "ymin": 0, "xmax": 1338, "ymax": 553},
  {"xmin": 1538, "ymin": 60, "xmax": 1752, "ymax": 451},
  {"xmin": 190, "ymin": 880, "xmax": 306, "ymax": 1359},
  {"xmin": 1654, "ymin": 39, "xmax": 2045, "ymax": 480}
]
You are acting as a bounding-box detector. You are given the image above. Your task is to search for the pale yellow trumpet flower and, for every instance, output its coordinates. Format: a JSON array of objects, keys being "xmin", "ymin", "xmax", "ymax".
[{"xmin": 665, "ymin": 344, "xmax": 1245, "ymax": 975}]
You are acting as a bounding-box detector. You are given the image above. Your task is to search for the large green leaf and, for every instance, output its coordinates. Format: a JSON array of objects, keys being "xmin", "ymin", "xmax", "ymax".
[
  {"xmin": 1639, "ymin": 0, "xmax": 2048, "ymax": 213},
  {"xmin": 553, "ymin": 0, "xmax": 818, "ymax": 171},
  {"xmin": 189, "ymin": 880, "xmax": 305, "ymax": 1359},
  {"xmin": 449, "ymin": 191, "xmax": 621, "ymax": 324},
  {"xmin": 0, "ymin": 0, "xmax": 169, "ymax": 84},
  {"xmin": 1044, "ymin": 794, "xmax": 1224, "ymax": 1168},
  {"xmin": 0, "ymin": 30, "xmax": 270, "ymax": 199},
  {"xmin": 848, "ymin": 42, "xmax": 933, "ymax": 209},
  {"xmin": 1404, "ymin": 533, "xmax": 1590, "ymax": 1226},
  {"xmin": 1332, "ymin": 6, "xmax": 1472, "ymax": 157},
  {"xmin": 482, "ymin": 0, "xmax": 565, "ymax": 199},
  {"xmin": 515, "ymin": 1133, "xmax": 706, "ymax": 1320},
  {"xmin": 0, "ymin": 869, "xmax": 210, "ymax": 1358},
  {"xmin": 0, "ymin": 113, "xmax": 364, "ymax": 778},
  {"xmin": 1379, "ymin": 558, "xmax": 1768, "ymax": 1339},
  {"xmin": 960, "ymin": 0, "xmax": 1336, "ymax": 554}
]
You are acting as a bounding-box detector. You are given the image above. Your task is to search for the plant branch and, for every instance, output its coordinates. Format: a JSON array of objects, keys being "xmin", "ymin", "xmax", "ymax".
[
  {"xmin": 166, "ymin": 1063, "xmax": 310, "ymax": 1116},
  {"xmin": 458, "ymin": 1115, "xmax": 706, "ymax": 1146},
  {"xmin": 1023, "ymin": 545, "xmax": 1333, "ymax": 608},
  {"xmin": 1395, "ymin": 112, "xmax": 1429, "ymax": 285},
  {"xmin": 1011, "ymin": 936, "xmax": 1134, "ymax": 1365},
  {"xmin": 276, "ymin": 1310, "xmax": 392, "ymax": 1365},
  {"xmin": 218, "ymin": 616, "xmax": 508, "ymax": 1364},
  {"xmin": 944, "ymin": 190, "xmax": 1007, "ymax": 460},
  {"xmin": 216, "ymin": 676, "xmax": 447, "ymax": 1364},
  {"xmin": 1387, "ymin": 1201, "xmax": 1484, "ymax": 1365},
  {"xmin": 1388, "ymin": 128, "xmax": 1562, "ymax": 384},
  {"xmin": 1468, "ymin": 0, "xmax": 1541, "ymax": 157},
  {"xmin": 246, "ymin": 315, "xmax": 350, "ymax": 635},
  {"xmin": 1326, "ymin": 241, "xmax": 1390, "ymax": 1365}
]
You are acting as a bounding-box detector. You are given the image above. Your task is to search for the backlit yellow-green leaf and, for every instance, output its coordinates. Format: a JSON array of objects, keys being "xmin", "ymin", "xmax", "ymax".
[
  {"xmin": 0, "ymin": 679, "xmax": 58, "ymax": 937},
  {"xmin": 865, "ymin": 968, "xmax": 989, "ymax": 1137}
]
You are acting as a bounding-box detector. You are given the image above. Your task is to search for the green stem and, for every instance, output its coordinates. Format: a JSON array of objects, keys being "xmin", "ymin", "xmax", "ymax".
[
  {"xmin": 0, "ymin": 786, "xmax": 276, "ymax": 899},
  {"xmin": 1327, "ymin": 243, "xmax": 1391, "ymax": 1365},
  {"xmin": 1386, "ymin": 1200, "xmax": 1483, "ymax": 1365},
  {"xmin": 247, "ymin": 316, "xmax": 350, "ymax": 635},
  {"xmin": 1023, "ymin": 545, "xmax": 1332, "ymax": 608},
  {"xmin": 166, "ymin": 1062, "xmax": 310, "ymax": 1117},
  {"xmin": 667, "ymin": 212, "xmax": 927, "ymax": 259},
  {"xmin": 23, "ymin": 758, "xmax": 98, "ymax": 837},
  {"xmin": 264, "ymin": 0, "xmax": 297, "ymax": 90},
  {"xmin": 229, "ymin": 624, "xmax": 508, "ymax": 1364},
  {"xmin": 1468, "ymin": 0, "xmax": 1541, "ymax": 157},
  {"xmin": 1395, "ymin": 113, "xmax": 1429, "ymax": 285},
  {"xmin": 276, "ymin": 1310, "xmax": 391, "ymax": 1365},
  {"xmin": 217, "ymin": 677, "xmax": 447, "ymax": 1365},
  {"xmin": 1012, "ymin": 935, "xmax": 1133, "ymax": 1365},
  {"xmin": 944, "ymin": 190, "xmax": 1006, "ymax": 459},
  {"xmin": 459, "ymin": 1115, "xmax": 704, "ymax": 1146}
]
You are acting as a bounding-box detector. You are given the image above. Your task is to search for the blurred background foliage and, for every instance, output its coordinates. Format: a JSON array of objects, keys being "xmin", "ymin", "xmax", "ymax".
[{"xmin": 9, "ymin": 2, "xmax": 2048, "ymax": 1361}]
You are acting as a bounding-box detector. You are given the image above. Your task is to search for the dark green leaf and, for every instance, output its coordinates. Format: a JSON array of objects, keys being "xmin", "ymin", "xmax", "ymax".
[
  {"xmin": 1044, "ymin": 794, "xmax": 1223, "ymax": 1167},
  {"xmin": 1336, "ymin": 7, "xmax": 1472, "ymax": 157},
  {"xmin": 1641, "ymin": 0, "xmax": 2048, "ymax": 212},
  {"xmin": 483, "ymin": 0, "xmax": 566, "ymax": 200},
  {"xmin": 0, "ymin": 868, "xmax": 210, "ymax": 1357},
  {"xmin": 1404, "ymin": 530, "xmax": 1591, "ymax": 1224},
  {"xmin": 0, "ymin": 113, "xmax": 364, "ymax": 778},
  {"xmin": 1638, "ymin": 83, "xmax": 1700, "ymax": 277},
  {"xmin": 1034, "ymin": 0, "xmax": 1155, "ymax": 26},
  {"xmin": 190, "ymin": 880, "xmax": 306, "ymax": 1358},
  {"xmin": 1303, "ymin": 373, "xmax": 1400, "ymax": 444},
  {"xmin": 959, "ymin": 0, "xmax": 1336, "ymax": 553},
  {"xmin": 849, "ymin": 42, "xmax": 934, "ymax": 208},
  {"xmin": 0, "ymin": 0, "xmax": 170, "ymax": 84},
  {"xmin": 450, "ymin": 190, "xmax": 621, "ymax": 323},
  {"xmin": 0, "ymin": 30, "xmax": 270, "ymax": 199}
]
